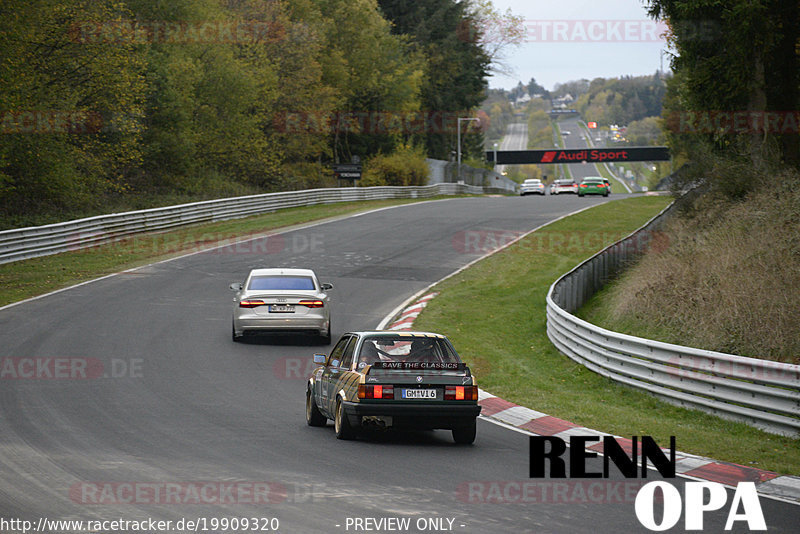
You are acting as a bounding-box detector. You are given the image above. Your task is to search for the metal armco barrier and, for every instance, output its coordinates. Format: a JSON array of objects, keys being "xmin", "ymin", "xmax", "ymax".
[
  {"xmin": 0, "ymin": 183, "xmax": 491, "ymax": 265},
  {"xmin": 546, "ymin": 201, "xmax": 800, "ymax": 437}
]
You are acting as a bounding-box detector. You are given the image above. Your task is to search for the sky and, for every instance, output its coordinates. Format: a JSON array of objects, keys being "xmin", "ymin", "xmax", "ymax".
[{"xmin": 485, "ymin": 0, "xmax": 669, "ymax": 91}]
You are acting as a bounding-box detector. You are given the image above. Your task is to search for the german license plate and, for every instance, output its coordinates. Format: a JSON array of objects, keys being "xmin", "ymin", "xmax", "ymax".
[
  {"xmin": 402, "ymin": 388, "xmax": 436, "ymax": 399},
  {"xmin": 269, "ymin": 305, "xmax": 295, "ymax": 313}
]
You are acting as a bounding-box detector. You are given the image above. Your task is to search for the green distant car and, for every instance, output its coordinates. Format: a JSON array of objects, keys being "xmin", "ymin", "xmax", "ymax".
[{"xmin": 578, "ymin": 177, "xmax": 609, "ymax": 197}]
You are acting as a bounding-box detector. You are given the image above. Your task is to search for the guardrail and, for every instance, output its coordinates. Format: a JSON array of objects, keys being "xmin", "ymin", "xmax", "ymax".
[
  {"xmin": 426, "ymin": 158, "xmax": 520, "ymax": 192},
  {"xmin": 0, "ymin": 183, "xmax": 493, "ymax": 265},
  {"xmin": 546, "ymin": 200, "xmax": 800, "ymax": 437}
]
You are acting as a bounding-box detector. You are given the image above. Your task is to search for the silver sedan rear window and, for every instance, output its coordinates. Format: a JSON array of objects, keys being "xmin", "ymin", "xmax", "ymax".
[{"xmin": 248, "ymin": 276, "xmax": 315, "ymax": 290}]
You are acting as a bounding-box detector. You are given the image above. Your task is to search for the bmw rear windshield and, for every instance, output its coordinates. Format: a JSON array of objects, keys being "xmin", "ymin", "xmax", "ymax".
[
  {"xmin": 248, "ymin": 276, "xmax": 316, "ymax": 291},
  {"xmin": 359, "ymin": 336, "xmax": 461, "ymax": 365}
]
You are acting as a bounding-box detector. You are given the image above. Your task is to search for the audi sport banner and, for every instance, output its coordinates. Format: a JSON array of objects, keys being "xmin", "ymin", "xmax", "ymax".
[{"xmin": 487, "ymin": 147, "xmax": 670, "ymax": 165}]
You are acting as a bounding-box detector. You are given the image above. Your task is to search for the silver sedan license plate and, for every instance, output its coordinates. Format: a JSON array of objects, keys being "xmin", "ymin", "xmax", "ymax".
[
  {"xmin": 269, "ymin": 304, "xmax": 295, "ymax": 313},
  {"xmin": 402, "ymin": 388, "xmax": 436, "ymax": 399}
]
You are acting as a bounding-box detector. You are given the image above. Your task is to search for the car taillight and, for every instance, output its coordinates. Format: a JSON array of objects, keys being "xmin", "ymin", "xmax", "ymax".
[
  {"xmin": 239, "ymin": 299, "xmax": 265, "ymax": 308},
  {"xmin": 358, "ymin": 384, "xmax": 394, "ymax": 399},
  {"xmin": 299, "ymin": 300, "xmax": 324, "ymax": 308},
  {"xmin": 445, "ymin": 385, "xmax": 478, "ymax": 400},
  {"xmin": 580, "ymin": 184, "xmax": 587, "ymax": 188}
]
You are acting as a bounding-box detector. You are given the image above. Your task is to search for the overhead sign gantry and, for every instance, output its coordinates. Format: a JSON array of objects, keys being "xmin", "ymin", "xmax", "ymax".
[{"xmin": 486, "ymin": 147, "xmax": 670, "ymax": 165}]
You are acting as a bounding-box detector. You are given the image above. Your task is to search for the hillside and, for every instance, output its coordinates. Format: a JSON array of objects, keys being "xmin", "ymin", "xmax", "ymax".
[{"xmin": 580, "ymin": 173, "xmax": 800, "ymax": 364}]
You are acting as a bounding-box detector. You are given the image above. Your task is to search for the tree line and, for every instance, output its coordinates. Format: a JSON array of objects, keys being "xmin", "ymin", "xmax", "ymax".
[
  {"xmin": 0, "ymin": 0, "xmax": 507, "ymax": 227},
  {"xmin": 646, "ymin": 0, "xmax": 800, "ymax": 195}
]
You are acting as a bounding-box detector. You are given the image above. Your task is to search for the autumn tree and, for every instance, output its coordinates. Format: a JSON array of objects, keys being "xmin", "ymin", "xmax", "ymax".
[{"xmin": 0, "ymin": 0, "xmax": 147, "ymax": 222}]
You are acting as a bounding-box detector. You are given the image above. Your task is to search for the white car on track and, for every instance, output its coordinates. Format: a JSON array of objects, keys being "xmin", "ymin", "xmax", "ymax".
[
  {"xmin": 230, "ymin": 268, "xmax": 333, "ymax": 343},
  {"xmin": 519, "ymin": 179, "xmax": 546, "ymax": 196},
  {"xmin": 550, "ymin": 179, "xmax": 579, "ymax": 195}
]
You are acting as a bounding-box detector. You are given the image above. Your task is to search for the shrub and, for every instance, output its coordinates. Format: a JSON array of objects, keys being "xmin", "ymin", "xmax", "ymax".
[{"xmin": 360, "ymin": 144, "xmax": 429, "ymax": 187}]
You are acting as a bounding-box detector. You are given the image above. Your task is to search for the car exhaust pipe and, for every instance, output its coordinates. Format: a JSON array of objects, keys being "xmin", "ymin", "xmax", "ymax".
[{"xmin": 361, "ymin": 416, "xmax": 390, "ymax": 429}]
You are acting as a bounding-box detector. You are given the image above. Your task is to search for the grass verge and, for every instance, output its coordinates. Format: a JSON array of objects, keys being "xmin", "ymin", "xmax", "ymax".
[
  {"xmin": 575, "ymin": 121, "xmax": 630, "ymax": 194},
  {"xmin": 0, "ymin": 197, "xmax": 447, "ymax": 308},
  {"xmin": 413, "ymin": 195, "xmax": 800, "ymax": 476},
  {"xmin": 550, "ymin": 121, "xmax": 573, "ymax": 182}
]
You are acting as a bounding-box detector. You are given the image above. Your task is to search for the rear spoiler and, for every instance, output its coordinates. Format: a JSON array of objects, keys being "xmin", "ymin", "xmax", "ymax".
[{"xmin": 365, "ymin": 362, "xmax": 471, "ymax": 376}]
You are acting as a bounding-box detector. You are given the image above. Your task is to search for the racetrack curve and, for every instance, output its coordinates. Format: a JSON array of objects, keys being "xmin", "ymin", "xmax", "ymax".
[{"xmin": 1, "ymin": 195, "xmax": 797, "ymax": 533}]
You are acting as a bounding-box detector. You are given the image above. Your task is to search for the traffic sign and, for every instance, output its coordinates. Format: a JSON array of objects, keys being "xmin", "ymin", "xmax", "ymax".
[{"xmin": 332, "ymin": 164, "xmax": 362, "ymax": 180}]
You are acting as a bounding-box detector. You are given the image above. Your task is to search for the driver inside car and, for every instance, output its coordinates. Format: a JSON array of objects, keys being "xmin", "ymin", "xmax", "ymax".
[
  {"xmin": 406, "ymin": 338, "xmax": 436, "ymax": 362},
  {"xmin": 358, "ymin": 342, "xmax": 382, "ymax": 369}
]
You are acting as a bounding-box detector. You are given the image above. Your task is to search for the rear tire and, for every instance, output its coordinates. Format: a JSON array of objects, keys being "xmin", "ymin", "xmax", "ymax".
[
  {"xmin": 320, "ymin": 322, "xmax": 331, "ymax": 344},
  {"xmin": 232, "ymin": 320, "xmax": 242, "ymax": 342},
  {"xmin": 334, "ymin": 398, "xmax": 357, "ymax": 440},
  {"xmin": 306, "ymin": 387, "xmax": 327, "ymax": 427},
  {"xmin": 452, "ymin": 419, "xmax": 477, "ymax": 444}
]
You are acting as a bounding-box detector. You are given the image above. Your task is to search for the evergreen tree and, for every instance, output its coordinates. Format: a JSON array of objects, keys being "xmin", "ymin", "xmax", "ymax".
[{"xmin": 377, "ymin": 0, "xmax": 490, "ymax": 160}]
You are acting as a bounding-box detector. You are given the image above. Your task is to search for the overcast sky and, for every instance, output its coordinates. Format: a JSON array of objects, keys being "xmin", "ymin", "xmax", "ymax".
[{"xmin": 486, "ymin": 0, "xmax": 669, "ymax": 91}]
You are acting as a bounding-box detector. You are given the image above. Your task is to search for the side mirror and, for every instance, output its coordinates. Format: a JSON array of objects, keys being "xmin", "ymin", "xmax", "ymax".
[
  {"xmin": 229, "ymin": 282, "xmax": 243, "ymax": 291},
  {"xmin": 321, "ymin": 283, "xmax": 333, "ymax": 291},
  {"xmin": 313, "ymin": 354, "xmax": 327, "ymax": 366}
]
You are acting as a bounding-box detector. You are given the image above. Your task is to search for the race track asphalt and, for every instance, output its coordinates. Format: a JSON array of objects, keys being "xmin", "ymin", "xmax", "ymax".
[{"xmin": 1, "ymin": 195, "xmax": 797, "ymax": 533}]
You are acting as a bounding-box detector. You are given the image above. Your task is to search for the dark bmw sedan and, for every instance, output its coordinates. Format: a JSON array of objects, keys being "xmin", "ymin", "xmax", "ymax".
[{"xmin": 305, "ymin": 331, "xmax": 481, "ymax": 444}]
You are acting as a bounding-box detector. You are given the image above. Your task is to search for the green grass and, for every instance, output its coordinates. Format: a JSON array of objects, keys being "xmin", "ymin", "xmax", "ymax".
[
  {"xmin": 553, "ymin": 121, "xmax": 565, "ymax": 148},
  {"xmin": 413, "ymin": 195, "xmax": 800, "ymax": 476},
  {"xmin": 0, "ymin": 197, "xmax": 448, "ymax": 307},
  {"xmin": 592, "ymin": 163, "xmax": 628, "ymax": 194},
  {"xmin": 552, "ymin": 121, "xmax": 572, "ymax": 180}
]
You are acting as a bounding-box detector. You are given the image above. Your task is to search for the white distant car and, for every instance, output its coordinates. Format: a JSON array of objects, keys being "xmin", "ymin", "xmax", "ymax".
[
  {"xmin": 561, "ymin": 131, "xmax": 571, "ymax": 136},
  {"xmin": 230, "ymin": 268, "xmax": 333, "ymax": 343},
  {"xmin": 550, "ymin": 179, "xmax": 578, "ymax": 195},
  {"xmin": 520, "ymin": 179, "xmax": 545, "ymax": 196}
]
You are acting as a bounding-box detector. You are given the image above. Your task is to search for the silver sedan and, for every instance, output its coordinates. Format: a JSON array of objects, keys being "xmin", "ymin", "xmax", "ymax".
[{"xmin": 230, "ymin": 268, "xmax": 333, "ymax": 343}]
